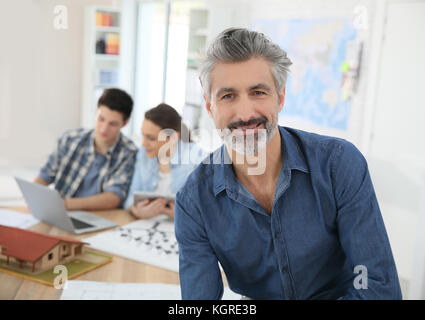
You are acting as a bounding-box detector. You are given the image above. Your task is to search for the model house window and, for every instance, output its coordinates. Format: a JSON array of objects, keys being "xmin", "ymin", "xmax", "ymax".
[{"xmin": 48, "ymin": 253, "xmax": 53, "ymax": 260}]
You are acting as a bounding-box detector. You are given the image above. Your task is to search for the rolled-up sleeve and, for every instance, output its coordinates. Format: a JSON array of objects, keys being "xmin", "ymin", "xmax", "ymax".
[
  {"xmin": 332, "ymin": 140, "xmax": 402, "ymax": 299},
  {"xmin": 175, "ymin": 190, "xmax": 223, "ymax": 300}
]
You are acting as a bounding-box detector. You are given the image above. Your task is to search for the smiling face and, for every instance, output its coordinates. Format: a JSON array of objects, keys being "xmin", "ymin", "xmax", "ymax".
[
  {"xmin": 204, "ymin": 57, "xmax": 285, "ymax": 155},
  {"xmin": 142, "ymin": 119, "xmax": 178, "ymax": 159}
]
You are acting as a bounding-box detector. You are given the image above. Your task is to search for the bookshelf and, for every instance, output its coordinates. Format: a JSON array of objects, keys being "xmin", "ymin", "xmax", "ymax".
[
  {"xmin": 81, "ymin": 6, "xmax": 122, "ymax": 129},
  {"xmin": 183, "ymin": 9, "xmax": 209, "ymax": 133},
  {"xmin": 186, "ymin": 9, "xmax": 208, "ymax": 72}
]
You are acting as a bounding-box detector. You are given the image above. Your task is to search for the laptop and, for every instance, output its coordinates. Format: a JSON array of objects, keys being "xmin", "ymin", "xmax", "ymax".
[{"xmin": 15, "ymin": 177, "xmax": 118, "ymax": 234}]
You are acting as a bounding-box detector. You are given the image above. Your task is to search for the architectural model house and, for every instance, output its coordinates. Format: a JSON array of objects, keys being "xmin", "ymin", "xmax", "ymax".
[{"xmin": 0, "ymin": 225, "xmax": 88, "ymax": 273}]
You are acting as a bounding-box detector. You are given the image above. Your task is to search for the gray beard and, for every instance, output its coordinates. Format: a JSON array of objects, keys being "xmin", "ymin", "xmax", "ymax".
[{"xmin": 219, "ymin": 120, "xmax": 277, "ymax": 155}]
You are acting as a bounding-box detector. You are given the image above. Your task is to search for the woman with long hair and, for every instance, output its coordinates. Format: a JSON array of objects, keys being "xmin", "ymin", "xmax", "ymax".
[{"xmin": 124, "ymin": 103, "xmax": 206, "ymax": 219}]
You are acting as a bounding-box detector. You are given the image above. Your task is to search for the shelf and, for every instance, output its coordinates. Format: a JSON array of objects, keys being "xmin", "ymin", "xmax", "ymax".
[
  {"xmin": 95, "ymin": 6, "xmax": 121, "ymax": 13},
  {"xmin": 95, "ymin": 54, "xmax": 120, "ymax": 61},
  {"xmin": 82, "ymin": 5, "xmax": 123, "ymax": 129},
  {"xmin": 95, "ymin": 26, "xmax": 120, "ymax": 33}
]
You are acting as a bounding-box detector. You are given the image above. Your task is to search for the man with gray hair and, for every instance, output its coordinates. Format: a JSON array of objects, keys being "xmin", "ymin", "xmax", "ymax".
[{"xmin": 174, "ymin": 28, "xmax": 401, "ymax": 299}]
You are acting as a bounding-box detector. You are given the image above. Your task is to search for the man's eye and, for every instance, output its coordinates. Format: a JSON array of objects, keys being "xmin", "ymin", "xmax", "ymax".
[
  {"xmin": 221, "ymin": 93, "xmax": 234, "ymax": 100},
  {"xmin": 253, "ymin": 90, "xmax": 266, "ymax": 96}
]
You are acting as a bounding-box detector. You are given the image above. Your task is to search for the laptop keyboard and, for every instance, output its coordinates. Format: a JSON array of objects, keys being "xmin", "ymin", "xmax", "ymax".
[{"xmin": 70, "ymin": 217, "xmax": 94, "ymax": 229}]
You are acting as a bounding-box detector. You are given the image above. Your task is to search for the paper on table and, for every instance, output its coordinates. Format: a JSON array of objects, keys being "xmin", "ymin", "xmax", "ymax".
[
  {"xmin": 60, "ymin": 280, "xmax": 241, "ymax": 300},
  {"xmin": 0, "ymin": 208, "xmax": 39, "ymax": 229},
  {"xmin": 0, "ymin": 199, "xmax": 27, "ymax": 207},
  {"xmin": 85, "ymin": 215, "xmax": 179, "ymax": 272}
]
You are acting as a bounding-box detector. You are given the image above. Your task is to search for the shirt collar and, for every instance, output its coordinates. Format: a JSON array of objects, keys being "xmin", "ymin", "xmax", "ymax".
[
  {"xmin": 106, "ymin": 133, "xmax": 121, "ymax": 157},
  {"xmin": 212, "ymin": 126, "xmax": 309, "ymax": 197},
  {"xmin": 278, "ymin": 126, "xmax": 309, "ymax": 174},
  {"xmin": 86, "ymin": 130, "xmax": 96, "ymax": 155},
  {"xmin": 87, "ymin": 130, "xmax": 121, "ymax": 158},
  {"xmin": 212, "ymin": 145, "xmax": 234, "ymax": 196}
]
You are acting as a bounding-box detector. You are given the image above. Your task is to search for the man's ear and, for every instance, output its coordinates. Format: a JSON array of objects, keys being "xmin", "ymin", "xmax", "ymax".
[
  {"xmin": 204, "ymin": 93, "xmax": 213, "ymax": 117},
  {"xmin": 278, "ymin": 86, "xmax": 286, "ymax": 113}
]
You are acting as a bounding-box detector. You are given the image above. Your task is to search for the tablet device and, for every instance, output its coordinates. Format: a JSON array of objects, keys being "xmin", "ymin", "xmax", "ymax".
[{"xmin": 133, "ymin": 191, "xmax": 176, "ymax": 206}]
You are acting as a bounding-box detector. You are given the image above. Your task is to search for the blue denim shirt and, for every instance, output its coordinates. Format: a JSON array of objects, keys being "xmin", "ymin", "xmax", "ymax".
[
  {"xmin": 175, "ymin": 126, "xmax": 402, "ymax": 300},
  {"xmin": 123, "ymin": 140, "xmax": 207, "ymax": 210}
]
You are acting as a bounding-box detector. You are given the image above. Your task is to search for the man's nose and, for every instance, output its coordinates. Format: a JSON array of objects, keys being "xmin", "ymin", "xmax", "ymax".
[
  {"xmin": 100, "ymin": 123, "xmax": 108, "ymax": 132},
  {"xmin": 234, "ymin": 95, "xmax": 256, "ymax": 123}
]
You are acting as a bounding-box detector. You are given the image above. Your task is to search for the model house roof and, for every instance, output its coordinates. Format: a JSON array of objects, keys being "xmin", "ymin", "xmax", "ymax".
[{"xmin": 0, "ymin": 225, "xmax": 87, "ymax": 262}]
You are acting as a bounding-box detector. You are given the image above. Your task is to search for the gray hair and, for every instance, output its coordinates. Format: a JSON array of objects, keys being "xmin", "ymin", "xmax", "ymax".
[{"xmin": 199, "ymin": 28, "xmax": 292, "ymax": 99}]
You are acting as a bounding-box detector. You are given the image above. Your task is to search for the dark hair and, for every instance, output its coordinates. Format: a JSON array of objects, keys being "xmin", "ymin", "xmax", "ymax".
[
  {"xmin": 97, "ymin": 88, "xmax": 133, "ymax": 122},
  {"xmin": 144, "ymin": 103, "xmax": 191, "ymax": 142}
]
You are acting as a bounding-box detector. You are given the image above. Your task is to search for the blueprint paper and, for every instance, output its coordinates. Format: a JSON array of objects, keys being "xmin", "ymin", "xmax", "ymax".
[
  {"xmin": 85, "ymin": 216, "xmax": 179, "ymax": 272},
  {"xmin": 60, "ymin": 280, "xmax": 241, "ymax": 300}
]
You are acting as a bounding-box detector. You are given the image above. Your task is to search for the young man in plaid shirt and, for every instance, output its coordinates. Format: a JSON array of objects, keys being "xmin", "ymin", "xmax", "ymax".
[{"xmin": 34, "ymin": 88, "xmax": 138, "ymax": 211}]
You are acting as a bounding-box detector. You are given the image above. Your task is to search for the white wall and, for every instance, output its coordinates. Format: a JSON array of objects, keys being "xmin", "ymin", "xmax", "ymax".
[
  {"xmin": 194, "ymin": 0, "xmax": 380, "ymax": 152},
  {"xmin": 366, "ymin": 0, "xmax": 425, "ymax": 299},
  {"xmin": 0, "ymin": 0, "xmax": 118, "ymax": 168}
]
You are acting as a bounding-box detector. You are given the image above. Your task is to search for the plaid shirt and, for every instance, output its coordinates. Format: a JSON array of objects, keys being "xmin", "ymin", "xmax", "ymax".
[{"xmin": 39, "ymin": 128, "xmax": 138, "ymax": 201}]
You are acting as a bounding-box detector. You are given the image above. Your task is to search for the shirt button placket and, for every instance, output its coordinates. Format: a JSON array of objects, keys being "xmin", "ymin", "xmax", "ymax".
[
  {"xmin": 272, "ymin": 212, "xmax": 296, "ymax": 300},
  {"xmin": 271, "ymin": 217, "xmax": 287, "ymax": 299}
]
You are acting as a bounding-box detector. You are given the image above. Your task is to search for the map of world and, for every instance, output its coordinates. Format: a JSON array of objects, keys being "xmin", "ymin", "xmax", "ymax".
[{"xmin": 253, "ymin": 18, "xmax": 359, "ymax": 130}]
